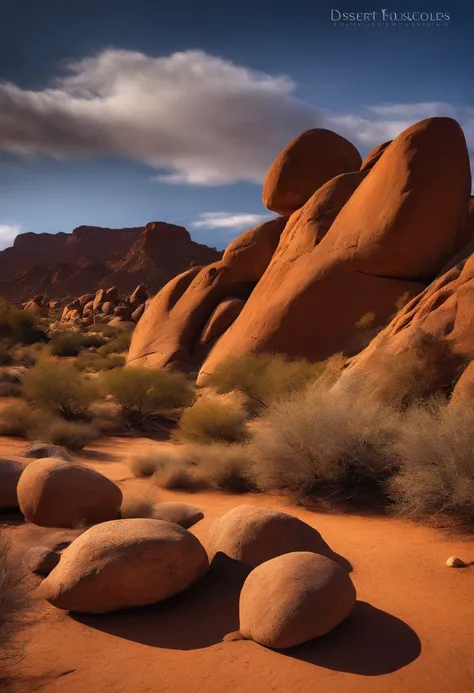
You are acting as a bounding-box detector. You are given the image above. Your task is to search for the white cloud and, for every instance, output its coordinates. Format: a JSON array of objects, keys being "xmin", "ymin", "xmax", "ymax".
[
  {"xmin": 0, "ymin": 49, "xmax": 318, "ymax": 186},
  {"xmin": 0, "ymin": 48, "xmax": 472, "ymax": 185},
  {"xmin": 0, "ymin": 224, "xmax": 21, "ymax": 249},
  {"xmin": 191, "ymin": 212, "xmax": 272, "ymax": 230}
]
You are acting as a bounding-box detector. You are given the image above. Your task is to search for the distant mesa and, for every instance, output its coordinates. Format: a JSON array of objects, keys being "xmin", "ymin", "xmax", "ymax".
[{"xmin": 0, "ymin": 221, "xmax": 221, "ymax": 302}]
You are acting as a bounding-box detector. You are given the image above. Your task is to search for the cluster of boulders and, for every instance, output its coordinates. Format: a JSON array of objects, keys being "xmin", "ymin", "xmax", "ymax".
[
  {"xmin": 1, "ymin": 452, "xmax": 356, "ymax": 649},
  {"xmin": 126, "ymin": 117, "xmax": 474, "ymax": 402},
  {"xmin": 59, "ymin": 284, "xmax": 150, "ymax": 330}
]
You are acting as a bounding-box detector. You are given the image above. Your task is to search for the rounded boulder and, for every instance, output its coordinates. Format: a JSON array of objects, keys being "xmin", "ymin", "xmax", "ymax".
[
  {"xmin": 23, "ymin": 546, "xmax": 60, "ymax": 576},
  {"xmin": 207, "ymin": 505, "xmax": 339, "ymax": 567},
  {"xmin": 239, "ymin": 551, "xmax": 356, "ymax": 648},
  {"xmin": 150, "ymin": 502, "xmax": 204, "ymax": 529},
  {"xmin": 17, "ymin": 458, "xmax": 123, "ymax": 528},
  {"xmin": 41, "ymin": 518, "xmax": 209, "ymax": 613},
  {"xmin": 262, "ymin": 128, "xmax": 361, "ymax": 215}
]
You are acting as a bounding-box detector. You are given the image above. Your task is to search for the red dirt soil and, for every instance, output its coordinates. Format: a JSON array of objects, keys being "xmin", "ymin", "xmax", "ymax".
[{"xmin": 2, "ymin": 435, "xmax": 474, "ymax": 693}]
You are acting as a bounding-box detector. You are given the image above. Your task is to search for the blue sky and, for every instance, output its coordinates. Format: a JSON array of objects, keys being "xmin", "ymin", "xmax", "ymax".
[{"xmin": 0, "ymin": 0, "xmax": 472, "ymax": 249}]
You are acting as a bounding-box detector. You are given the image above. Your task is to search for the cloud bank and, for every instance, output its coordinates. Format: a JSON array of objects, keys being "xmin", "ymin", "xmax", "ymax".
[
  {"xmin": 191, "ymin": 211, "xmax": 272, "ymax": 230},
  {"xmin": 0, "ymin": 49, "xmax": 472, "ymax": 185},
  {"xmin": 0, "ymin": 224, "xmax": 22, "ymax": 250}
]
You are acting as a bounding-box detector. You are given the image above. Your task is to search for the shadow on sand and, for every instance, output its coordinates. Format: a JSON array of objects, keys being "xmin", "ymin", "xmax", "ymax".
[{"xmin": 73, "ymin": 556, "xmax": 421, "ymax": 675}]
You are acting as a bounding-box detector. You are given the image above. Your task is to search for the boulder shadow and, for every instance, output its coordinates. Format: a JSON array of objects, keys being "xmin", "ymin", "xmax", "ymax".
[
  {"xmin": 285, "ymin": 601, "xmax": 421, "ymax": 675},
  {"xmin": 72, "ymin": 553, "xmax": 251, "ymax": 650}
]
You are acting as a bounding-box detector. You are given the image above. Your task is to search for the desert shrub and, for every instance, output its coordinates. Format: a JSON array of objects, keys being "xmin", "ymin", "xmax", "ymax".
[
  {"xmin": 0, "ymin": 533, "xmax": 33, "ymax": 671},
  {"xmin": 0, "ymin": 368, "xmax": 23, "ymax": 398},
  {"xmin": 22, "ymin": 360, "xmax": 100, "ymax": 419},
  {"xmin": 102, "ymin": 368, "xmax": 195, "ymax": 427},
  {"xmin": 97, "ymin": 331, "xmax": 131, "ymax": 357},
  {"xmin": 0, "ymin": 401, "xmax": 45, "ymax": 437},
  {"xmin": 41, "ymin": 419, "xmax": 98, "ymax": 450},
  {"xmin": 389, "ymin": 399, "xmax": 474, "ymax": 525},
  {"xmin": 50, "ymin": 331, "xmax": 105, "ymax": 357},
  {"xmin": 128, "ymin": 446, "xmax": 184, "ymax": 477},
  {"xmin": 189, "ymin": 443, "xmax": 255, "ymax": 493},
  {"xmin": 247, "ymin": 381, "xmax": 398, "ymax": 506},
  {"xmin": 203, "ymin": 353, "xmax": 330, "ymax": 413},
  {"xmin": 175, "ymin": 397, "xmax": 249, "ymax": 444},
  {"xmin": 75, "ymin": 352, "xmax": 125, "ymax": 372},
  {"xmin": 12, "ymin": 343, "xmax": 45, "ymax": 368},
  {"xmin": 0, "ymin": 300, "xmax": 45, "ymax": 346}
]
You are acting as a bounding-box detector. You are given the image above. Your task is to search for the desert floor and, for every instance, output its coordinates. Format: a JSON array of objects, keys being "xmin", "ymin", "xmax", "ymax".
[{"xmin": 2, "ymin": 435, "xmax": 474, "ymax": 693}]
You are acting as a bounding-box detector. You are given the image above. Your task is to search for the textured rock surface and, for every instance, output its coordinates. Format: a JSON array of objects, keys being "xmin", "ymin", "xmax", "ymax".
[
  {"xmin": 262, "ymin": 128, "xmax": 362, "ymax": 215},
  {"xmin": 149, "ymin": 502, "xmax": 204, "ymax": 528},
  {"xmin": 41, "ymin": 518, "xmax": 209, "ymax": 613},
  {"xmin": 207, "ymin": 505, "xmax": 344, "ymax": 568},
  {"xmin": 17, "ymin": 458, "xmax": 122, "ymax": 528},
  {"xmin": 239, "ymin": 552, "xmax": 356, "ymax": 648},
  {"xmin": 23, "ymin": 546, "xmax": 60, "ymax": 576}
]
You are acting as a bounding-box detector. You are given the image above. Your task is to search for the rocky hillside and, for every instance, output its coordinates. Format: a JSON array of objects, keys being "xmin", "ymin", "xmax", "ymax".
[
  {"xmin": 126, "ymin": 118, "xmax": 474, "ymax": 396},
  {"xmin": 0, "ymin": 222, "xmax": 221, "ymax": 302}
]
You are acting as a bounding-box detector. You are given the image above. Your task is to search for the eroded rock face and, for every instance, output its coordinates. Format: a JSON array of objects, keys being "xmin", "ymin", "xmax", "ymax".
[
  {"xmin": 126, "ymin": 117, "xmax": 471, "ymax": 382},
  {"xmin": 200, "ymin": 117, "xmax": 471, "ymax": 375},
  {"xmin": 127, "ymin": 217, "xmax": 286, "ymax": 369},
  {"xmin": 262, "ymin": 128, "xmax": 362, "ymax": 215},
  {"xmin": 41, "ymin": 518, "xmax": 209, "ymax": 613}
]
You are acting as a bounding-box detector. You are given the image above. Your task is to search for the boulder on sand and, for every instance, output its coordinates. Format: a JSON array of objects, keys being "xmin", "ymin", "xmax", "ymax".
[
  {"xmin": 23, "ymin": 442, "xmax": 73, "ymax": 462},
  {"xmin": 238, "ymin": 551, "xmax": 356, "ymax": 648},
  {"xmin": 150, "ymin": 502, "xmax": 204, "ymax": 528},
  {"xmin": 41, "ymin": 518, "xmax": 209, "ymax": 613},
  {"xmin": 207, "ymin": 505, "xmax": 345, "ymax": 568},
  {"xmin": 17, "ymin": 458, "xmax": 122, "ymax": 528},
  {"xmin": 0, "ymin": 458, "xmax": 26, "ymax": 510},
  {"xmin": 262, "ymin": 128, "xmax": 362, "ymax": 215}
]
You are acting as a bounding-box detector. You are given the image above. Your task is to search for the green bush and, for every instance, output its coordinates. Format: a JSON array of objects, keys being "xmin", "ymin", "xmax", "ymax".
[
  {"xmin": 101, "ymin": 367, "xmax": 195, "ymax": 427},
  {"xmin": 203, "ymin": 353, "xmax": 329, "ymax": 412},
  {"xmin": 22, "ymin": 360, "xmax": 100, "ymax": 419},
  {"xmin": 175, "ymin": 397, "xmax": 249, "ymax": 444},
  {"xmin": 389, "ymin": 399, "xmax": 474, "ymax": 526},
  {"xmin": 42, "ymin": 419, "xmax": 98, "ymax": 450},
  {"xmin": 50, "ymin": 331, "xmax": 105, "ymax": 357},
  {"xmin": 74, "ymin": 352, "xmax": 125, "ymax": 372},
  {"xmin": 97, "ymin": 331, "xmax": 131, "ymax": 357},
  {"xmin": 0, "ymin": 299, "xmax": 45, "ymax": 345}
]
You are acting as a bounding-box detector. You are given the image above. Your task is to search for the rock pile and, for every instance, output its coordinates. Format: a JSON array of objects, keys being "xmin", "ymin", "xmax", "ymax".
[
  {"xmin": 59, "ymin": 283, "xmax": 150, "ymax": 330},
  {"xmin": 126, "ymin": 117, "xmax": 473, "ymax": 395}
]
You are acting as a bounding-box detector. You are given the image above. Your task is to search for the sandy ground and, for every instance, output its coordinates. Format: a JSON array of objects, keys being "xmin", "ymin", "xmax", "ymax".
[{"xmin": 2, "ymin": 434, "xmax": 474, "ymax": 693}]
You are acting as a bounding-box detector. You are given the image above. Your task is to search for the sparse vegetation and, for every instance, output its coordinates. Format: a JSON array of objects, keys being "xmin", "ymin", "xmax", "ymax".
[
  {"xmin": 97, "ymin": 332, "xmax": 131, "ymax": 357},
  {"xmin": 389, "ymin": 399, "xmax": 474, "ymax": 526},
  {"xmin": 0, "ymin": 400, "xmax": 49, "ymax": 437},
  {"xmin": 202, "ymin": 353, "xmax": 335, "ymax": 413},
  {"xmin": 175, "ymin": 396, "xmax": 249, "ymax": 444},
  {"xmin": 102, "ymin": 367, "xmax": 195, "ymax": 427},
  {"xmin": 50, "ymin": 331, "xmax": 105, "ymax": 357},
  {"xmin": 74, "ymin": 352, "xmax": 125, "ymax": 372},
  {"xmin": 22, "ymin": 360, "xmax": 100, "ymax": 419},
  {"xmin": 0, "ymin": 533, "xmax": 33, "ymax": 670},
  {"xmin": 41, "ymin": 419, "xmax": 98, "ymax": 450},
  {"xmin": 120, "ymin": 489, "xmax": 158, "ymax": 518},
  {"xmin": 0, "ymin": 299, "xmax": 45, "ymax": 346}
]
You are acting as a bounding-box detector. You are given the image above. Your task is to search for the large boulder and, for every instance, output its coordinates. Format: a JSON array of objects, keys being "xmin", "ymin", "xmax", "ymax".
[
  {"xmin": 200, "ymin": 117, "xmax": 471, "ymax": 375},
  {"xmin": 40, "ymin": 518, "xmax": 209, "ymax": 613},
  {"xmin": 207, "ymin": 505, "xmax": 342, "ymax": 567},
  {"xmin": 0, "ymin": 458, "xmax": 26, "ymax": 510},
  {"xmin": 17, "ymin": 458, "xmax": 122, "ymax": 528},
  {"xmin": 200, "ymin": 298, "xmax": 246, "ymax": 345},
  {"xmin": 92, "ymin": 288, "xmax": 105, "ymax": 312},
  {"xmin": 130, "ymin": 284, "xmax": 148, "ymax": 306},
  {"xmin": 127, "ymin": 217, "xmax": 286, "ymax": 369},
  {"xmin": 239, "ymin": 552, "xmax": 356, "ymax": 648},
  {"xmin": 262, "ymin": 129, "xmax": 362, "ymax": 215},
  {"xmin": 23, "ymin": 442, "xmax": 73, "ymax": 462}
]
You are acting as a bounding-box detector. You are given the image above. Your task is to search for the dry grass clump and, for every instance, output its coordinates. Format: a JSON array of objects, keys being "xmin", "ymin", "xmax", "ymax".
[
  {"xmin": 101, "ymin": 367, "xmax": 195, "ymax": 428},
  {"xmin": 202, "ymin": 353, "xmax": 331, "ymax": 413},
  {"xmin": 389, "ymin": 398, "xmax": 474, "ymax": 526},
  {"xmin": 22, "ymin": 360, "xmax": 100, "ymax": 419},
  {"xmin": 128, "ymin": 446, "xmax": 186, "ymax": 477},
  {"xmin": 120, "ymin": 488, "xmax": 158, "ymax": 518},
  {"xmin": 0, "ymin": 533, "xmax": 34, "ymax": 672},
  {"xmin": 50, "ymin": 331, "xmax": 105, "ymax": 357},
  {"xmin": 74, "ymin": 352, "xmax": 125, "ymax": 372},
  {"xmin": 0, "ymin": 299, "xmax": 45, "ymax": 346},
  {"xmin": 0, "ymin": 368, "xmax": 23, "ymax": 398},
  {"xmin": 0, "ymin": 401, "xmax": 51, "ymax": 437},
  {"xmin": 175, "ymin": 396, "xmax": 249, "ymax": 444},
  {"xmin": 41, "ymin": 419, "xmax": 98, "ymax": 450},
  {"xmin": 247, "ymin": 380, "xmax": 398, "ymax": 506},
  {"xmin": 97, "ymin": 332, "xmax": 131, "ymax": 357}
]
